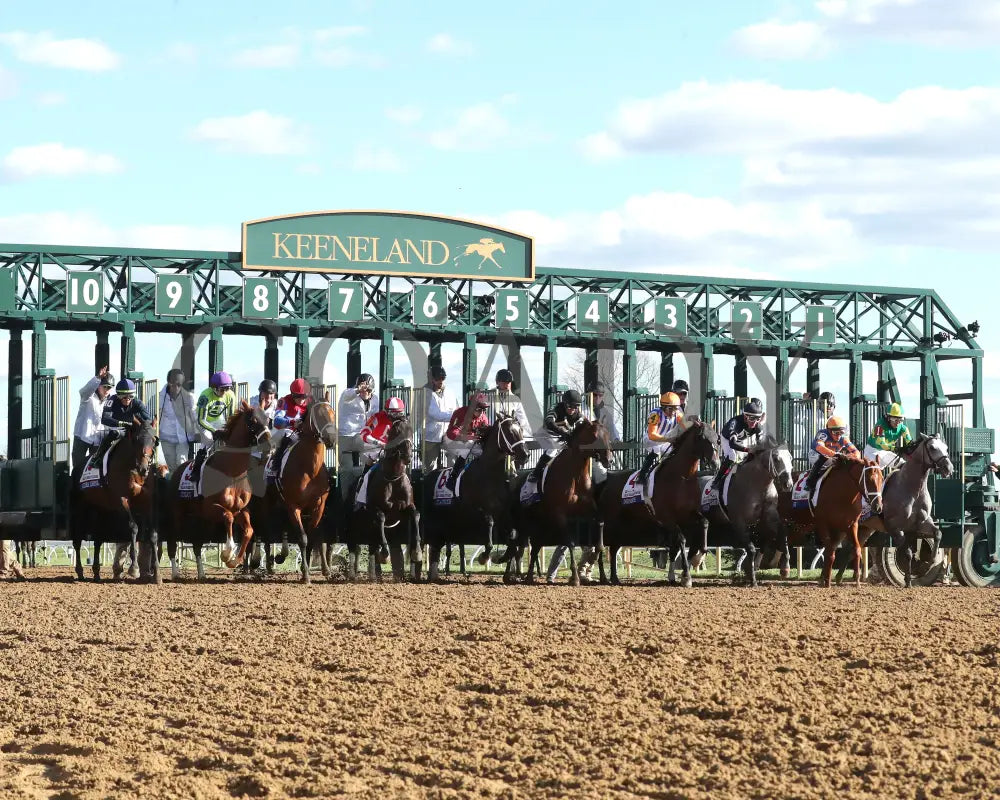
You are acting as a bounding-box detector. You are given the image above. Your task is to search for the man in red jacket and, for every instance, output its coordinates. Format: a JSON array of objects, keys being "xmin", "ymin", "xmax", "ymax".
[
  {"xmin": 443, "ymin": 392, "xmax": 490, "ymax": 491},
  {"xmin": 359, "ymin": 396, "xmax": 407, "ymax": 465},
  {"xmin": 269, "ymin": 377, "xmax": 312, "ymax": 469}
]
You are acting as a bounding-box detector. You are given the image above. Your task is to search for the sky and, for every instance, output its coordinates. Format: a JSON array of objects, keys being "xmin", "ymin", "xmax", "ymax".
[{"xmin": 0, "ymin": 0, "xmax": 998, "ymax": 458}]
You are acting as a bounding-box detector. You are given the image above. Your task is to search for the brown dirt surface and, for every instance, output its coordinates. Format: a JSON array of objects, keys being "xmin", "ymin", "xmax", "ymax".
[{"xmin": 1, "ymin": 572, "xmax": 999, "ymax": 799}]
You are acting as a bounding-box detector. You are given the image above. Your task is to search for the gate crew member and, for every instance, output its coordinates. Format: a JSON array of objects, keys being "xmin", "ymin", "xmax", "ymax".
[
  {"xmin": 158, "ymin": 369, "xmax": 198, "ymax": 472},
  {"xmin": 338, "ymin": 374, "xmax": 378, "ymax": 468},
  {"xmin": 190, "ymin": 371, "xmax": 238, "ymax": 486},
  {"xmin": 269, "ymin": 378, "xmax": 313, "ymax": 469},
  {"xmin": 249, "ymin": 379, "xmax": 278, "ymax": 463},
  {"xmin": 671, "ymin": 379, "xmax": 690, "ymax": 414},
  {"xmin": 492, "ymin": 369, "xmax": 531, "ymax": 433},
  {"xmin": 635, "ymin": 392, "xmax": 684, "ymax": 509},
  {"xmin": 805, "ymin": 415, "xmax": 859, "ymax": 492},
  {"xmin": 92, "ymin": 378, "xmax": 153, "ymax": 464},
  {"xmin": 72, "ymin": 366, "xmax": 113, "ymax": 472},
  {"xmin": 864, "ymin": 402, "xmax": 912, "ymax": 469},
  {"xmin": 423, "ymin": 366, "xmax": 458, "ymax": 474},
  {"xmin": 711, "ymin": 398, "xmax": 766, "ymax": 491},
  {"xmin": 443, "ymin": 392, "xmax": 490, "ymax": 492},
  {"xmin": 529, "ymin": 389, "xmax": 586, "ymax": 485},
  {"xmin": 359, "ymin": 396, "xmax": 407, "ymax": 466}
]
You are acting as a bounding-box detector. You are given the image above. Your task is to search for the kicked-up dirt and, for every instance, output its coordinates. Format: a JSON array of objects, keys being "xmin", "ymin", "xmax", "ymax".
[{"xmin": 1, "ymin": 571, "xmax": 999, "ymax": 799}]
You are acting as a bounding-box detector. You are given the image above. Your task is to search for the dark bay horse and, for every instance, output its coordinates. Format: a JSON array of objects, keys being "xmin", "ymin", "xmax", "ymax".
[
  {"xmin": 71, "ymin": 418, "xmax": 160, "ymax": 582},
  {"xmin": 166, "ymin": 403, "xmax": 272, "ymax": 580},
  {"xmin": 259, "ymin": 397, "xmax": 337, "ymax": 584},
  {"xmin": 778, "ymin": 454, "xmax": 883, "ymax": 587},
  {"xmin": 502, "ymin": 420, "xmax": 612, "ymax": 586},
  {"xmin": 597, "ymin": 417, "xmax": 720, "ymax": 587},
  {"xmin": 345, "ymin": 418, "xmax": 420, "ymax": 582},
  {"xmin": 422, "ymin": 415, "xmax": 529, "ymax": 582}
]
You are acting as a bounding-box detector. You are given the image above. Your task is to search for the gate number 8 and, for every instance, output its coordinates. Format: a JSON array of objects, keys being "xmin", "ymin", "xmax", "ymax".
[{"xmin": 253, "ymin": 284, "xmax": 270, "ymax": 312}]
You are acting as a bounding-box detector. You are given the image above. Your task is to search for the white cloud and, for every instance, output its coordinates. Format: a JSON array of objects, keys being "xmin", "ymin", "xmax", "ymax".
[
  {"xmin": 351, "ymin": 144, "xmax": 402, "ymax": 172},
  {"xmin": 191, "ymin": 110, "xmax": 309, "ymax": 155},
  {"xmin": 0, "ymin": 30, "xmax": 120, "ymax": 71},
  {"xmin": 731, "ymin": 20, "xmax": 830, "ymax": 59},
  {"xmin": 425, "ymin": 33, "xmax": 473, "ymax": 56},
  {"xmin": 230, "ymin": 43, "xmax": 299, "ymax": 68},
  {"xmin": 429, "ymin": 100, "xmax": 530, "ymax": 151},
  {"xmin": 385, "ymin": 105, "xmax": 422, "ymax": 125},
  {"xmin": 35, "ymin": 91, "xmax": 65, "ymax": 106},
  {"xmin": 1, "ymin": 143, "xmax": 123, "ymax": 181}
]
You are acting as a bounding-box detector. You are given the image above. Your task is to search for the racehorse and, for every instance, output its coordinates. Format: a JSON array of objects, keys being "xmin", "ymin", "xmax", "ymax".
[
  {"xmin": 698, "ymin": 435, "xmax": 794, "ymax": 587},
  {"xmin": 345, "ymin": 417, "xmax": 420, "ymax": 582},
  {"xmin": 422, "ymin": 415, "xmax": 529, "ymax": 582},
  {"xmin": 597, "ymin": 417, "xmax": 720, "ymax": 587},
  {"xmin": 778, "ymin": 454, "xmax": 884, "ymax": 587},
  {"xmin": 260, "ymin": 397, "xmax": 337, "ymax": 584},
  {"xmin": 855, "ymin": 433, "xmax": 953, "ymax": 587},
  {"xmin": 165, "ymin": 403, "xmax": 272, "ymax": 580},
  {"xmin": 71, "ymin": 418, "xmax": 160, "ymax": 582},
  {"xmin": 501, "ymin": 419, "xmax": 612, "ymax": 585}
]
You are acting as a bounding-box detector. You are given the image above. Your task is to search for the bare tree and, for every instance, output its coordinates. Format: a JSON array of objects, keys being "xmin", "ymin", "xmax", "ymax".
[{"xmin": 561, "ymin": 349, "xmax": 660, "ymax": 433}]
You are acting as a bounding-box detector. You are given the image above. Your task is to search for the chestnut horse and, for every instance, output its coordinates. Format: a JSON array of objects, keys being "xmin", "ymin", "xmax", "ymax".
[
  {"xmin": 778, "ymin": 453, "xmax": 884, "ymax": 587},
  {"xmin": 71, "ymin": 418, "xmax": 160, "ymax": 582},
  {"xmin": 597, "ymin": 417, "xmax": 720, "ymax": 587},
  {"xmin": 166, "ymin": 403, "xmax": 272, "ymax": 580},
  {"xmin": 261, "ymin": 397, "xmax": 337, "ymax": 584}
]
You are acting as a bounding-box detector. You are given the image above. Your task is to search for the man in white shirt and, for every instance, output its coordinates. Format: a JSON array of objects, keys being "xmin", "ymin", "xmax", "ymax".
[
  {"xmin": 72, "ymin": 366, "xmax": 114, "ymax": 472},
  {"xmin": 157, "ymin": 369, "xmax": 199, "ymax": 472},
  {"xmin": 337, "ymin": 373, "xmax": 378, "ymax": 467},
  {"xmin": 491, "ymin": 369, "xmax": 531, "ymax": 434},
  {"xmin": 423, "ymin": 365, "xmax": 458, "ymax": 473}
]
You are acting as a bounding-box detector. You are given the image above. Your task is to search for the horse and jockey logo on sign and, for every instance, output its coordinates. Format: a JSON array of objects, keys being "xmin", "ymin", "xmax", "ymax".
[{"xmin": 454, "ymin": 238, "xmax": 506, "ymax": 271}]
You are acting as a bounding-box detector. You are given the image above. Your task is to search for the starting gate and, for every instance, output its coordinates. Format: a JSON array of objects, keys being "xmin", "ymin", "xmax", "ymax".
[
  {"xmin": 789, "ymin": 398, "xmax": 830, "ymax": 474},
  {"xmin": 236, "ymin": 381, "xmax": 250, "ymax": 404},
  {"xmin": 143, "ymin": 379, "xmax": 160, "ymax": 421}
]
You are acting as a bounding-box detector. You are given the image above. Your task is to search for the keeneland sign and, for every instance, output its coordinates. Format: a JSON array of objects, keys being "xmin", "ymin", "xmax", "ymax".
[{"xmin": 242, "ymin": 210, "xmax": 534, "ymax": 282}]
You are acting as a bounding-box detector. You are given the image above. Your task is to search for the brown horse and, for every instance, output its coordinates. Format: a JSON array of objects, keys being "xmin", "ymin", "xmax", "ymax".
[
  {"xmin": 71, "ymin": 418, "xmax": 160, "ymax": 582},
  {"xmin": 345, "ymin": 417, "xmax": 420, "ymax": 582},
  {"xmin": 166, "ymin": 403, "xmax": 272, "ymax": 580},
  {"xmin": 261, "ymin": 397, "xmax": 337, "ymax": 584},
  {"xmin": 597, "ymin": 417, "xmax": 720, "ymax": 587},
  {"xmin": 505, "ymin": 420, "xmax": 612, "ymax": 585},
  {"xmin": 778, "ymin": 454, "xmax": 884, "ymax": 587}
]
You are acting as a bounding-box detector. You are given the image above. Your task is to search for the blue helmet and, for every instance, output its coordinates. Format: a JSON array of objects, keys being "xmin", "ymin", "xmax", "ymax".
[
  {"xmin": 115, "ymin": 379, "xmax": 136, "ymax": 394},
  {"xmin": 210, "ymin": 371, "xmax": 233, "ymax": 389}
]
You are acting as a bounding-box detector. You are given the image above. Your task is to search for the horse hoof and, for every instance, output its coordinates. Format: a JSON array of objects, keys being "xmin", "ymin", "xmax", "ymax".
[
  {"xmin": 682, "ymin": 578, "xmax": 693, "ymax": 589},
  {"xmin": 780, "ymin": 568, "xmax": 790, "ymax": 579}
]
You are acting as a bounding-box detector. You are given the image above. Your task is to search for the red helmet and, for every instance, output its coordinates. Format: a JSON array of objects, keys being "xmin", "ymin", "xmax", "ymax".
[
  {"xmin": 385, "ymin": 396, "xmax": 406, "ymax": 414},
  {"xmin": 472, "ymin": 392, "xmax": 488, "ymax": 409},
  {"xmin": 290, "ymin": 378, "xmax": 309, "ymax": 396}
]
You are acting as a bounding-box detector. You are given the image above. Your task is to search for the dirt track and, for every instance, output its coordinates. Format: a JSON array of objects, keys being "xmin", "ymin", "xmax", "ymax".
[{"xmin": 1, "ymin": 572, "xmax": 999, "ymax": 799}]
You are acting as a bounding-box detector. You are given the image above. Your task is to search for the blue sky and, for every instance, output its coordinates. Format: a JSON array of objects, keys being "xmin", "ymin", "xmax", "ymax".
[{"xmin": 1, "ymin": 0, "xmax": 998, "ymax": 457}]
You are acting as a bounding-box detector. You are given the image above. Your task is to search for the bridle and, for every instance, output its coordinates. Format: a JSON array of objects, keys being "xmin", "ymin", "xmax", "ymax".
[
  {"xmin": 906, "ymin": 435, "xmax": 953, "ymax": 476},
  {"xmin": 857, "ymin": 460, "xmax": 884, "ymax": 508},
  {"xmin": 306, "ymin": 401, "xmax": 337, "ymax": 447},
  {"xmin": 496, "ymin": 416, "xmax": 526, "ymax": 456},
  {"xmin": 128, "ymin": 423, "xmax": 157, "ymax": 480}
]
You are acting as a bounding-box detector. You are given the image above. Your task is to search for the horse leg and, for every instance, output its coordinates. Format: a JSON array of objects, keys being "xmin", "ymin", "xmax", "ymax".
[
  {"xmin": 443, "ymin": 543, "xmax": 451, "ymax": 575},
  {"xmin": 428, "ymin": 543, "xmax": 442, "ymax": 582},
  {"xmin": 193, "ymin": 541, "xmax": 206, "ymax": 582},
  {"xmin": 346, "ymin": 544, "xmax": 358, "ymax": 583},
  {"xmin": 374, "ymin": 510, "xmax": 388, "ymax": 583},
  {"xmin": 671, "ymin": 523, "xmax": 691, "ymax": 588},
  {"xmin": 477, "ymin": 515, "xmax": 493, "ymax": 566},
  {"xmin": 73, "ymin": 536, "xmax": 85, "ymax": 581},
  {"xmin": 168, "ymin": 537, "xmax": 181, "ymax": 581},
  {"xmin": 567, "ymin": 540, "xmax": 579, "ymax": 587},
  {"xmin": 92, "ymin": 538, "xmax": 103, "ymax": 582},
  {"xmin": 284, "ymin": 507, "xmax": 310, "ymax": 585},
  {"xmin": 818, "ymin": 523, "xmax": 834, "ymax": 588},
  {"xmin": 410, "ymin": 509, "xmax": 422, "ymax": 582},
  {"xmin": 127, "ymin": 540, "xmax": 139, "ymax": 580},
  {"xmin": 849, "ymin": 521, "xmax": 862, "ymax": 589},
  {"xmin": 389, "ymin": 543, "xmax": 405, "ymax": 583},
  {"xmin": 524, "ymin": 538, "xmax": 540, "ymax": 584},
  {"xmin": 459, "ymin": 545, "xmax": 467, "ymax": 576}
]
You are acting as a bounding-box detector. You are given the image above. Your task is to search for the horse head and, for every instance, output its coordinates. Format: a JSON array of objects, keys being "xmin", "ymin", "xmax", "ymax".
[
  {"xmin": 907, "ymin": 432, "xmax": 954, "ymax": 478},
  {"xmin": 751, "ymin": 435, "xmax": 794, "ymax": 492},
  {"xmin": 306, "ymin": 401, "xmax": 338, "ymax": 448},
  {"xmin": 224, "ymin": 401, "xmax": 272, "ymax": 454},
  {"xmin": 492, "ymin": 414, "xmax": 529, "ymax": 468},
  {"xmin": 681, "ymin": 416, "xmax": 720, "ymax": 471},
  {"xmin": 384, "ymin": 417, "xmax": 414, "ymax": 474},
  {"xmin": 861, "ymin": 457, "xmax": 884, "ymax": 514},
  {"xmin": 567, "ymin": 419, "xmax": 611, "ymax": 468},
  {"xmin": 127, "ymin": 416, "xmax": 158, "ymax": 480}
]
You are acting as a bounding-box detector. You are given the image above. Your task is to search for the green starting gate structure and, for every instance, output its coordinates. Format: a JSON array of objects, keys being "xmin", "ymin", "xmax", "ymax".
[{"xmin": 0, "ymin": 210, "xmax": 996, "ymax": 585}]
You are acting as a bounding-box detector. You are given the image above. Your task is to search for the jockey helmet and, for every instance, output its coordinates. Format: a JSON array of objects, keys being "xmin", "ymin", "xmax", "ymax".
[
  {"xmin": 819, "ymin": 391, "xmax": 836, "ymax": 410},
  {"xmin": 887, "ymin": 402, "xmax": 904, "ymax": 419},
  {"xmin": 356, "ymin": 373, "xmax": 375, "ymax": 390},
  {"xmin": 385, "ymin": 396, "xmax": 406, "ymax": 415},
  {"xmin": 209, "ymin": 371, "xmax": 233, "ymax": 389},
  {"xmin": 258, "ymin": 379, "xmax": 277, "ymax": 394},
  {"xmin": 115, "ymin": 378, "xmax": 135, "ymax": 395},
  {"xmin": 100, "ymin": 372, "xmax": 115, "ymax": 388},
  {"xmin": 660, "ymin": 391, "xmax": 681, "ymax": 408},
  {"xmin": 826, "ymin": 415, "xmax": 846, "ymax": 432},
  {"xmin": 563, "ymin": 389, "xmax": 582, "ymax": 407},
  {"xmin": 672, "ymin": 379, "xmax": 690, "ymax": 395},
  {"xmin": 496, "ymin": 368, "xmax": 514, "ymax": 384},
  {"xmin": 743, "ymin": 399, "xmax": 764, "ymax": 428},
  {"xmin": 430, "ymin": 365, "xmax": 446, "ymax": 380},
  {"xmin": 471, "ymin": 392, "xmax": 489, "ymax": 410},
  {"xmin": 289, "ymin": 377, "xmax": 310, "ymax": 396}
]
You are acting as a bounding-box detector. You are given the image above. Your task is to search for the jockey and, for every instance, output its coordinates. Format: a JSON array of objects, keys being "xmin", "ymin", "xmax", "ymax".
[
  {"xmin": 492, "ymin": 369, "xmax": 531, "ymax": 433},
  {"xmin": 529, "ymin": 389, "xmax": 585, "ymax": 485},
  {"xmin": 637, "ymin": 391, "xmax": 685, "ymax": 487},
  {"xmin": 359, "ymin": 396, "xmax": 407, "ymax": 466},
  {"xmin": 337, "ymin": 373, "xmax": 378, "ymax": 468},
  {"xmin": 190, "ymin": 371, "xmax": 237, "ymax": 485},
  {"xmin": 671, "ymin": 379, "xmax": 690, "ymax": 413},
  {"xmin": 250, "ymin": 379, "xmax": 278, "ymax": 426},
  {"xmin": 711, "ymin": 398, "xmax": 766, "ymax": 491},
  {"xmin": 805, "ymin": 415, "xmax": 859, "ymax": 492},
  {"xmin": 269, "ymin": 378, "xmax": 312, "ymax": 468},
  {"xmin": 864, "ymin": 402, "xmax": 912, "ymax": 469},
  {"xmin": 92, "ymin": 378, "xmax": 153, "ymax": 464},
  {"xmin": 443, "ymin": 392, "xmax": 491, "ymax": 491}
]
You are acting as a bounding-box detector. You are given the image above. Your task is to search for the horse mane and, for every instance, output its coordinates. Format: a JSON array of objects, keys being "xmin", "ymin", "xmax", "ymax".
[{"xmin": 221, "ymin": 406, "xmax": 247, "ymax": 437}]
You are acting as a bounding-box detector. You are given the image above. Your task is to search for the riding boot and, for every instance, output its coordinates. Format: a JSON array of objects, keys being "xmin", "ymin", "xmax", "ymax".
[
  {"xmin": 805, "ymin": 456, "xmax": 827, "ymax": 493},
  {"xmin": 91, "ymin": 430, "xmax": 119, "ymax": 468},
  {"xmin": 530, "ymin": 453, "xmax": 552, "ymax": 486},
  {"xmin": 272, "ymin": 434, "xmax": 292, "ymax": 469},
  {"xmin": 445, "ymin": 455, "xmax": 466, "ymax": 492},
  {"xmin": 711, "ymin": 458, "xmax": 732, "ymax": 492},
  {"xmin": 190, "ymin": 447, "xmax": 208, "ymax": 486},
  {"xmin": 637, "ymin": 452, "xmax": 659, "ymax": 513}
]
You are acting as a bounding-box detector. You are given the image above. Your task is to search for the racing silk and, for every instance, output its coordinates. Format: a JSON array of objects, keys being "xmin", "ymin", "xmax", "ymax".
[
  {"xmin": 720, "ymin": 414, "xmax": 766, "ymax": 453},
  {"xmin": 543, "ymin": 402, "xmax": 584, "ymax": 440},
  {"xmin": 360, "ymin": 411, "xmax": 394, "ymax": 447},
  {"xmin": 196, "ymin": 387, "xmax": 237, "ymax": 434},
  {"xmin": 867, "ymin": 417, "xmax": 913, "ymax": 451},
  {"xmin": 645, "ymin": 408, "xmax": 684, "ymax": 444},
  {"xmin": 812, "ymin": 430, "xmax": 859, "ymax": 458},
  {"xmin": 101, "ymin": 395, "xmax": 152, "ymax": 428},
  {"xmin": 445, "ymin": 406, "xmax": 490, "ymax": 442},
  {"xmin": 274, "ymin": 394, "xmax": 310, "ymax": 431}
]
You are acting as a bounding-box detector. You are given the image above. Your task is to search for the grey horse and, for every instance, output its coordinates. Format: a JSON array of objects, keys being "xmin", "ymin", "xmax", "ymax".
[
  {"xmin": 856, "ymin": 433, "xmax": 954, "ymax": 587},
  {"xmin": 697, "ymin": 435, "xmax": 795, "ymax": 587}
]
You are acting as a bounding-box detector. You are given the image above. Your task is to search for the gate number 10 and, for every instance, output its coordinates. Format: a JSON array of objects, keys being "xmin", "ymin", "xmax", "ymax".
[{"xmin": 66, "ymin": 272, "xmax": 104, "ymax": 313}]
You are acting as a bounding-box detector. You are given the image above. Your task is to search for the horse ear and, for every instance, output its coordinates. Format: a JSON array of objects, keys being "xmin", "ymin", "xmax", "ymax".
[
  {"xmin": 241, "ymin": 400, "xmax": 251, "ymax": 411},
  {"xmin": 324, "ymin": 391, "xmax": 331, "ymax": 403},
  {"xmin": 711, "ymin": 419, "xmax": 717, "ymax": 429}
]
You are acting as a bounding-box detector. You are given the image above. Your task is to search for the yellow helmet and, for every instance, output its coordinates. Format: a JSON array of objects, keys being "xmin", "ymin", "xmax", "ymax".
[
  {"xmin": 887, "ymin": 403, "xmax": 904, "ymax": 418},
  {"xmin": 826, "ymin": 415, "xmax": 846, "ymax": 430},
  {"xmin": 660, "ymin": 391, "xmax": 681, "ymax": 407}
]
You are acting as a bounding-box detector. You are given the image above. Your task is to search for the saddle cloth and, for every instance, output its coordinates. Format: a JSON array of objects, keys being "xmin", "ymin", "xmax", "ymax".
[
  {"xmin": 264, "ymin": 442, "xmax": 296, "ymax": 488},
  {"xmin": 177, "ymin": 461, "xmax": 202, "ymax": 499},
  {"xmin": 355, "ymin": 464, "xmax": 379, "ymax": 507},
  {"xmin": 519, "ymin": 461, "xmax": 553, "ymax": 505},
  {"xmin": 791, "ymin": 465, "xmax": 831, "ymax": 510},
  {"xmin": 621, "ymin": 469, "xmax": 655, "ymax": 506},
  {"xmin": 78, "ymin": 445, "xmax": 115, "ymax": 491},
  {"xmin": 431, "ymin": 467, "xmax": 467, "ymax": 507},
  {"xmin": 700, "ymin": 468, "xmax": 736, "ymax": 512}
]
